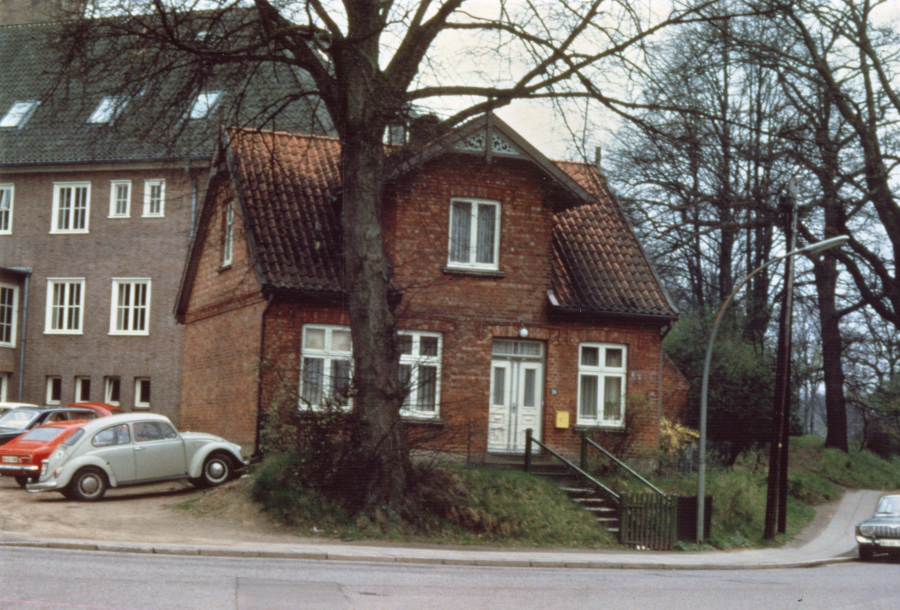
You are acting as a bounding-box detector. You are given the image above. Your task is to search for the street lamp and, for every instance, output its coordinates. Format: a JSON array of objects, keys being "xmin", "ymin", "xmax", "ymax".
[{"xmin": 695, "ymin": 235, "xmax": 848, "ymax": 544}]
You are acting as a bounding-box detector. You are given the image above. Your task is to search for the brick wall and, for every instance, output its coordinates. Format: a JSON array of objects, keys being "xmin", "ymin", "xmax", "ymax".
[
  {"xmin": 0, "ymin": 166, "xmax": 200, "ymax": 420},
  {"xmin": 661, "ymin": 351, "xmax": 690, "ymax": 423},
  {"xmin": 179, "ymin": 173, "xmax": 266, "ymax": 448}
]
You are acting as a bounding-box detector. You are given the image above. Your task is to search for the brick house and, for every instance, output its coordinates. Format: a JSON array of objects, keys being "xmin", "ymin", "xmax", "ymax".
[
  {"xmin": 176, "ymin": 114, "xmax": 685, "ymax": 461},
  {"xmin": 0, "ymin": 14, "xmax": 328, "ymax": 419}
]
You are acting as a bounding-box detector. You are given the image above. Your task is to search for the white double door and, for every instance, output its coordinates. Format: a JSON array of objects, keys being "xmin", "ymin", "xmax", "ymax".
[{"xmin": 488, "ymin": 340, "xmax": 544, "ymax": 453}]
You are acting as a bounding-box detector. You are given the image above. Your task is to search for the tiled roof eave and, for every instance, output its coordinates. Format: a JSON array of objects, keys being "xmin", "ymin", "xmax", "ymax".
[{"xmin": 549, "ymin": 303, "xmax": 677, "ymax": 323}]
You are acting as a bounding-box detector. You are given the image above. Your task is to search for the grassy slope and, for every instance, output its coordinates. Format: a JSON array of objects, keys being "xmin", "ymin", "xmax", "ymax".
[{"xmin": 248, "ymin": 436, "xmax": 900, "ymax": 549}]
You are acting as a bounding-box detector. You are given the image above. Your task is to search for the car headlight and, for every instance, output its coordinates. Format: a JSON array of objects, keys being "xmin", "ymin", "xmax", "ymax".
[{"xmin": 859, "ymin": 524, "xmax": 874, "ymax": 537}]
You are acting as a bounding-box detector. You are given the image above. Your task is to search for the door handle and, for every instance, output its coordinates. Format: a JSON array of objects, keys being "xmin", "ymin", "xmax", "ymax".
[{"xmin": 134, "ymin": 446, "xmax": 144, "ymax": 451}]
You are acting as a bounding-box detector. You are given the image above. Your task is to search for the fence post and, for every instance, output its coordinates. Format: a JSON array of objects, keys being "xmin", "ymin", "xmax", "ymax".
[
  {"xmin": 525, "ymin": 428, "xmax": 532, "ymax": 473},
  {"xmin": 580, "ymin": 429, "xmax": 587, "ymax": 471}
]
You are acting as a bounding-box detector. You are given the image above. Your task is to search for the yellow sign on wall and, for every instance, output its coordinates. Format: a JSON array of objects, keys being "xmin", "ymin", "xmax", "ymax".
[{"xmin": 555, "ymin": 411, "xmax": 569, "ymax": 429}]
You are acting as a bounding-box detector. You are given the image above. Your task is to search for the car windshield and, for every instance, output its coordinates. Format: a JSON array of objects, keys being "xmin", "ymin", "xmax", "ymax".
[
  {"xmin": 0, "ymin": 409, "xmax": 39, "ymax": 429},
  {"xmin": 876, "ymin": 496, "xmax": 900, "ymax": 515},
  {"xmin": 20, "ymin": 426, "xmax": 67, "ymax": 442}
]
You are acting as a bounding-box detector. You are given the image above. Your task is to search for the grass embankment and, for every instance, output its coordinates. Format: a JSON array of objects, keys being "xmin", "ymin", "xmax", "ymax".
[
  {"xmin": 643, "ymin": 435, "xmax": 900, "ymax": 549},
  {"xmin": 251, "ymin": 451, "xmax": 616, "ymax": 547},
  {"xmin": 247, "ymin": 436, "xmax": 900, "ymax": 549}
]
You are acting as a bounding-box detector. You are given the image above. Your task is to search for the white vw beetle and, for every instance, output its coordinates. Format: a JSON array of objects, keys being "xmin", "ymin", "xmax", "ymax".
[{"xmin": 27, "ymin": 413, "xmax": 248, "ymax": 501}]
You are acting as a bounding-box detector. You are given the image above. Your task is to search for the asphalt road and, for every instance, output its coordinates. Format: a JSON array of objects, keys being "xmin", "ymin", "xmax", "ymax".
[{"xmin": 2, "ymin": 546, "xmax": 898, "ymax": 610}]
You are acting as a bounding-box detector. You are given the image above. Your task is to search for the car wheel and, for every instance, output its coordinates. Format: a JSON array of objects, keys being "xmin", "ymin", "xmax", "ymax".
[
  {"xmin": 859, "ymin": 545, "xmax": 875, "ymax": 562},
  {"xmin": 69, "ymin": 467, "xmax": 108, "ymax": 501},
  {"xmin": 199, "ymin": 453, "xmax": 232, "ymax": 487}
]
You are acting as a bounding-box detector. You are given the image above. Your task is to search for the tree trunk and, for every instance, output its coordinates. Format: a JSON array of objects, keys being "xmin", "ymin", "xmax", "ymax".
[{"xmin": 815, "ymin": 252, "xmax": 848, "ymax": 451}]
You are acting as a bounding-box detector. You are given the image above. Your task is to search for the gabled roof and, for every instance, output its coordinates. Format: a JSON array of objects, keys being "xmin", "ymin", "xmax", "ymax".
[
  {"xmin": 551, "ymin": 161, "xmax": 677, "ymax": 318},
  {"xmin": 177, "ymin": 117, "xmax": 677, "ymax": 321},
  {"xmin": 0, "ymin": 20, "xmax": 331, "ymax": 167}
]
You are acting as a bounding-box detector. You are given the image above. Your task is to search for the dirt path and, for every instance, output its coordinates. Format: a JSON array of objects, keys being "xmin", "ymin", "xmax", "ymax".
[{"xmin": 0, "ymin": 474, "xmax": 309, "ymax": 546}]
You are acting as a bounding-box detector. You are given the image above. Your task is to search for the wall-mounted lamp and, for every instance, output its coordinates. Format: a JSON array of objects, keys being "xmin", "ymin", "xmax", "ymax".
[{"xmin": 518, "ymin": 327, "xmax": 528, "ymax": 338}]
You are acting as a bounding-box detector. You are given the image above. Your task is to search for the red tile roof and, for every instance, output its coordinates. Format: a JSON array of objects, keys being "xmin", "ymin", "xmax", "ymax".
[
  {"xmin": 223, "ymin": 125, "xmax": 676, "ymax": 319},
  {"xmin": 552, "ymin": 161, "xmax": 676, "ymax": 317}
]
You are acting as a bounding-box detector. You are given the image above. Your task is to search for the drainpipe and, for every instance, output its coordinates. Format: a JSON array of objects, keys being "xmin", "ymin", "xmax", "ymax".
[
  {"xmin": 253, "ymin": 294, "xmax": 275, "ymax": 458},
  {"xmin": 14, "ymin": 268, "xmax": 31, "ymax": 401},
  {"xmin": 657, "ymin": 323, "xmax": 672, "ymax": 453}
]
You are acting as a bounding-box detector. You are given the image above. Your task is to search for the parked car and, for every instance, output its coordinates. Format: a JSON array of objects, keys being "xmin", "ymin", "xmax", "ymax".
[
  {"xmin": 0, "ymin": 405, "xmax": 114, "ymax": 446},
  {"xmin": 0, "ymin": 403, "xmax": 39, "ymax": 416},
  {"xmin": 856, "ymin": 495, "xmax": 900, "ymax": 561},
  {"xmin": 67, "ymin": 402, "xmax": 123, "ymax": 414},
  {"xmin": 27, "ymin": 413, "xmax": 248, "ymax": 501},
  {"xmin": 0, "ymin": 421, "xmax": 88, "ymax": 487}
]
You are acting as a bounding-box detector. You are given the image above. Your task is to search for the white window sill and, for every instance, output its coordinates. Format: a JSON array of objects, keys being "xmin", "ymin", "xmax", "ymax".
[
  {"xmin": 133, "ymin": 404, "xmax": 151, "ymax": 410},
  {"xmin": 443, "ymin": 266, "xmax": 505, "ymax": 278},
  {"xmin": 108, "ymin": 215, "xmax": 130, "ymax": 219},
  {"xmin": 109, "ymin": 331, "xmax": 150, "ymax": 337},
  {"xmin": 574, "ymin": 422, "xmax": 627, "ymax": 432},
  {"xmin": 44, "ymin": 330, "xmax": 83, "ymax": 335},
  {"xmin": 49, "ymin": 230, "xmax": 89, "ymax": 235}
]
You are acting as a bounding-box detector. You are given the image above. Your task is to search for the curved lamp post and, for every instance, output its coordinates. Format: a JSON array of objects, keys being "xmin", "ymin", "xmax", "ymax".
[{"xmin": 695, "ymin": 235, "xmax": 848, "ymax": 544}]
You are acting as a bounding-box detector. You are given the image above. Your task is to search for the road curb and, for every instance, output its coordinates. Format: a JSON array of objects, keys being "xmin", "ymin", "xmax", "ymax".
[{"xmin": 0, "ymin": 538, "xmax": 858, "ymax": 570}]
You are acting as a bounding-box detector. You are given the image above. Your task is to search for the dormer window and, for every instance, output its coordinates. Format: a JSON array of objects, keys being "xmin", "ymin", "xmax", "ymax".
[
  {"xmin": 0, "ymin": 101, "xmax": 39, "ymax": 129},
  {"xmin": 87, "ymin": 96, "xmax": 128, "ymax": 124},
  {"xmin": 187, "ymin": 91, "xmax": 223, "ymax": 119}
]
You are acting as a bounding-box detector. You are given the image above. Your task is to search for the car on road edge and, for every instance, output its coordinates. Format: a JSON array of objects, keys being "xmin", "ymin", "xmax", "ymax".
[{"xmin": 856, "ymin": 494, "xmax": 900, "ymax": 561}]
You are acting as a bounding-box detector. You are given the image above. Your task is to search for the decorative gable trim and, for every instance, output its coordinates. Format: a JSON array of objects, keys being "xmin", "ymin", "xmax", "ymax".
[{"xmin": 454, "ymin": 132, "xmax": 522, "ymax": 157}]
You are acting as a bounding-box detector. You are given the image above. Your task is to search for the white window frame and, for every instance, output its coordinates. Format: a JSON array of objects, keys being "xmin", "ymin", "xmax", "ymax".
[
  {"xmin": 0, "ymin": 283, "xmax": 18, "ymax": 347},
  {"xmin": 0, "ymin": 184, "xmax": 14, "ymax": 234},
  {"xmin": 109, "ymin": 180, "xmax": 131, "ymax": 218},
  {"xmin": 46, "ymin": 376, "xmax": 62, "ymax": 405},
  {"xmin": 109, "ymin": 278, "xmax": 150, "ymax": 336},
  {"xmin": 0, "ymin": 101, "xmax": 39, "ymax": 129},
  {"xmin": 398, "ymin": 331, "xmax": 442, "ymax": 418},
  {"xmin": 577, "ymin": 343, "xmax": 627, "ymax": 427},
  {"xmin": 187, "ymin": 91, "xmax": 223, "ymax": 120},
  {"xmin": 134, "ymin": 378, "xmax": 151, "ymax": 409},
  {"xmin": 447, "ymin": 198, "xmax": 501, "ymax": 271},
  {"xmin": 104, "ymin": 377, "xmax": 121, "ymax": 406},
  {"xmin": 222, "ymin": 201, "xmax": 234, "ymax": 267},
  {"xmin": 51, "ymin": 182, "xmax": 91, "ymax": 234},
  {"xmin": 87, "ymin": 96, "xmax": 128, "ymax": 124},
  {"xmin": 45, "ymin": 278, "xmax": 85, "ymax": 335},
  {"xmin": 299, "ymin": 324, "xmax": 353, "ymax": 410},
  {"xmin": 75, "ymin": 376, "xmax": 91, "ymax": 402},
  {"xmin": 142, "ymin": 179, "xmax": 165, "ymax": 217}
]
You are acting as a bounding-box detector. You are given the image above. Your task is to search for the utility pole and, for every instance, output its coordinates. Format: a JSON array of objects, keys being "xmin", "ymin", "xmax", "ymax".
[{"xmin": 765, "ymin": 182, "xmax": 797, "ymax": 539}]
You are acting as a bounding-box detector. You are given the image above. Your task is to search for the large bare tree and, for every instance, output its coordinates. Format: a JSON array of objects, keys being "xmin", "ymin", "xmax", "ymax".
[{"xmin": 50, "ymin": 0, "xmax": 723, "ymax": 513}]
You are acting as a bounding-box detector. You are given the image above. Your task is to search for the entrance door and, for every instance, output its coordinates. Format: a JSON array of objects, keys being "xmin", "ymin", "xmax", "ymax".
[{"xmin": 487, "ymin": 339, "xmax": 544, "ymax": 453}]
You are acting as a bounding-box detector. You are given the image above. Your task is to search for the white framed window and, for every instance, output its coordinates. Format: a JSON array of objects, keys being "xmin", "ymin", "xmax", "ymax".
[
  {"xmin": 142, "ymin": 179, "xmax": 165, "ymax": 217},
  {"xmin": 75, "ymin": 376, "xmax": 91, "ymax": 402},
  {"xmin": 398, "ymin": 331, "xmax": 442, "ymax": 417},
  {"xmin": 104, "ymin": 377, "xmax": 121, "ymax": 406},
  {"xmin": 300, "ymin": 325, "xmax": 353, "ymax": 409},
  {"xmin": 45, "ymin": 278, "xmax": 85, "ymax": 334},
  {"xmin": 46, "ymin": 376, "xmax": 62, "ymax": 405},
  {"xmin": 0, "ymin": 283, "xmax": 17, "ymax": 347},
  {"xmin": 187, "ymin": 91, "xmax": 223, "ymax": 119},
  {"xmin": 109, "ymin": 181, "xmax": 131, "ymax": 218},
  {"xmin": 0, "ymin": 373, "xmax": 7, "ymax": 402},
  {"xmin": 109, "ymin": 278, "xmax": 150, "ymax": 335},
  {"xmin": 0, "ymin": 101, "xmax": 39, "ymax": 129},
  {"xmin": 87, "ymin": 96, "xmax": 128, "ymax": 124},
  {"xmin": 447, "ymin": 198, "xmax": 500, "ymax": 270},
  {"xmin": 222, "ymin": 201, "xmax": 234, "ymax": 266},
  {"xmin": 51, "ymin": 182, "xmax": 90, "ymax": 234},
  {"xmin": 110, "ymin": 278, "xmax": 150, "ymax": 335},
  {"xmin": 134, "ymin": 378, "xmax": 151, "ymax": 409},
  {"xmin": 0, "ymin": 184, "xmax": 13, "ymax": 234},
  {"xmin": 577, "ymin": 343, "xmax": 627, "ymax": 427}
]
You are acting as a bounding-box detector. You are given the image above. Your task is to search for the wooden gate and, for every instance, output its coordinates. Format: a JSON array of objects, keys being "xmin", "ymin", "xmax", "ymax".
[{"xmin": 619, "ymin": 492, "xmax": 677, "ymax": 550}]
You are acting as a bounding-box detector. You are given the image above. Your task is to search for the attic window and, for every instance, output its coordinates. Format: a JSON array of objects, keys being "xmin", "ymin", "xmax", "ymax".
[
  {"xmin": 187, "ymin": 91, "xmax": 223, "ymax": 119},
  {"xmin": 0, "ymin": 101, "xmax": 39, "ymax": 129},
  {"xmin": 87, "ymin": 96, "xmax": 127, "ymax": 124}
]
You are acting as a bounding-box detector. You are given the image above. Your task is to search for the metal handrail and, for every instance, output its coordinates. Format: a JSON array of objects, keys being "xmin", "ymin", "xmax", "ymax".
[
  {"xmin": 525, "ymin": 429, "xmax": 620, "ymax": 503},
  {"xmin": 580, "ymin": 432, "xmax": 667, "ymax": 497}
]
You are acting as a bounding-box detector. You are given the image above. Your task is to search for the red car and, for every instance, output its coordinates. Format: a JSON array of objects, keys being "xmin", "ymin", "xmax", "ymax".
[
  {"xmin": 66, "ymin": 402, "xmax": 122, "ymax": 416},
  {"xmin": 0, "ymin": 420, "xmax": 89, "ymax": 487}
]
